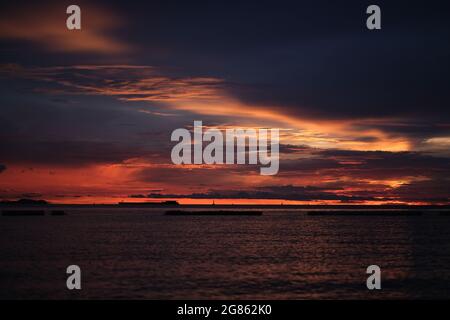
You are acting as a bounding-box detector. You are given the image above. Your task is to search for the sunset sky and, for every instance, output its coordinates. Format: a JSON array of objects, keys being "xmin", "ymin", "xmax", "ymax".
[{"xmin": 0, "ymin": 0, "xmax": 449, "ymax": 205}]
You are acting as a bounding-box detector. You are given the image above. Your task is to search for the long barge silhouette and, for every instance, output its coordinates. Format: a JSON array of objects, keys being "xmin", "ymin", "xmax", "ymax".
[
  {"xmin": 307, "ymin": 210, "xmax": 424, "ymax": 216},
  {"xmin": 2, "ymin": 210, "xmax": 66, "ymax": 216},
  {"xmin": 165, "ymin": 210, "xmax": 263, "ymax": 216}
]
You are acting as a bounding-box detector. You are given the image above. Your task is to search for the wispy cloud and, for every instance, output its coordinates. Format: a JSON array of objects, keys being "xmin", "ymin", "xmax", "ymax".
[
  {"xmin": 0, "ymin": 64, "xmax": 224, "ymax": 101},
  {"xmin": 0, "ymin": 3, "xmax": 131, "ymax": 54}
]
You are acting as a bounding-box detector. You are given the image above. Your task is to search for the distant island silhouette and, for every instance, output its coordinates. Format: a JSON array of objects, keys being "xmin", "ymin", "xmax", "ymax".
[{"xmin": 0, "ymin": 198, "xmax": 49, "ymax": 206}]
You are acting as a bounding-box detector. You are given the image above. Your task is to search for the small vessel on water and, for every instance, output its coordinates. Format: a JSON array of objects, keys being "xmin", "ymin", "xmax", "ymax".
[
  {"xmin": 165, "ymin": 210, "xmax": 263, "ymax": 216},
  {"xmin": 50, "ymin": 210, "xmax": 66, "ymax": 216},
  {"xmin": 307, "ymin": 210, "xmax": 423, "ymax": 216}
]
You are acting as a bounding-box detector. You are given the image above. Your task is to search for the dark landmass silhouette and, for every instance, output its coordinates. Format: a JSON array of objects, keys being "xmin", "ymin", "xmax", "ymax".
[{"xmin": 0, "ymin": 198, "xmax": 48, "ymax": 206}]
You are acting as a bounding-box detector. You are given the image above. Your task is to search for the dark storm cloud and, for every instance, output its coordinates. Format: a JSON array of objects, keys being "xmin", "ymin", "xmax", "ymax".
[
  {"xmin": 136, "ymin": 175, "xmax": 450, "ymax": 204},
  {"xmin": 105, "ymin": 0, "xmax": 450, "ymax": 126},
  {"xmin": 142, "ymin": 184, "xmax": 374, "ymax": 202},
  {"xmin": 129, "ymin": 147, "xmax": 450, "ymax": 203},
  {"xmin": 316, "ymin": 149, "xmax": 450, "ymax": 174},
  {"xmin": 228, "ymin": 30, "xmax": 450, "ymax": 121},
  {"xmin": 3, "ymin": 1, "xmax": 449, "ymax": 128},
  {"xmin": 0, "ymin": 140, "xmax": 148, "ymax": 166},
  {"xmin": 349, "ymin": 122, "xmax": 450, "ymax": 142},
  {"xmin": 138, "ymin": 182, "xmax": 448, "ymax": 203},
  {"xmin": 274, "ymin": 149, "xmax": 450, "ymax": 181},
  {"xmin": 278, "ymin": 144, "xmax": 313, "ymax": 154},
  {"xmin": 2, "ymin": 1, "xmax": 450, "ymax": 143},
  {"xmin": 0, "ymin": 73, "xmax": 201, "ymax": 167},
  {"xmin": 132, "ymin": 147, "xmax": 450, "ymax": 184},
  {"xmin": 389, "ymin": 179, "xmax": 450, "ymax": 203}
]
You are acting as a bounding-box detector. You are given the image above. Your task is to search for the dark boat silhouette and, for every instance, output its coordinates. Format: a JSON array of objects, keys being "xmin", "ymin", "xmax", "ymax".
[
  {"xmin": 165, "ymin": 210, "xmax": 263, "ymax": 216},
  {"xmin": 50, "ymin": 210, "xmax": 66, "ymax": 216},
  {"xmin": 307, "ymin": 210, "xmax": 423, "ymax": 216},
  {"xmin": 2, "ymin": 210, "xmax": 45, "ymax": 216}
]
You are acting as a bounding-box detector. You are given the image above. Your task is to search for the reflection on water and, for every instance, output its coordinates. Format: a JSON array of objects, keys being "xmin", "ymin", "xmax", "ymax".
[{"xmin": 1, "ymin": 208, "xmax": 450, "ymax": 299}]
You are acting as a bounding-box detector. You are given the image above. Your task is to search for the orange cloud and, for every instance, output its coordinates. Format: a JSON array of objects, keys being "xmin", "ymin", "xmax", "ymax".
[
  {"xmin": 0, "ymin": 3, "xmax": 130, "ymax": 54},
  {"xmin": 0, "ymin": 63, "xmax": 412, "ymax": 152}
]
